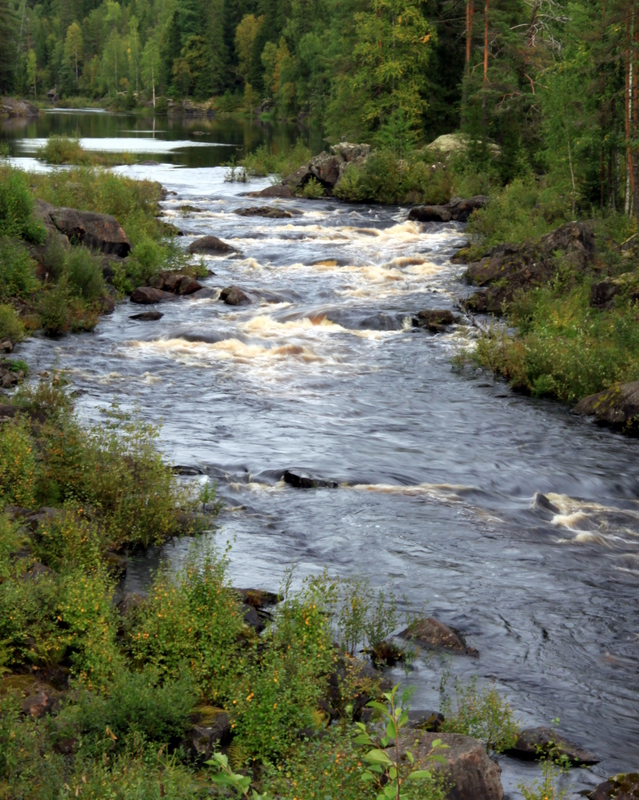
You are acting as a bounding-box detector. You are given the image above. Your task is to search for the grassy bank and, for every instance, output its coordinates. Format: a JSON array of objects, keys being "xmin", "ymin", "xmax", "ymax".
[
  {"xmin": 38, "ymin": 136, "xmax": 137, "ymax": 168},
  {"xmin": 0, "ymin": 158, "xmax": 196, "ymax": 350},
  {"xmin": 461, "ymin": 179, "xmax": 639, "ymax": 406},
  {"xmin": 0, "ymin": 382, "xmax": 525, "ymax": 799}
]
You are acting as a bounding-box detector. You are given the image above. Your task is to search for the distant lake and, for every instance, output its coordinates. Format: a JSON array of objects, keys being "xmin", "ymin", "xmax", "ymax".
[{"xmin": 0, "ymin": 108, "xmax": 324, "ymax": 168}]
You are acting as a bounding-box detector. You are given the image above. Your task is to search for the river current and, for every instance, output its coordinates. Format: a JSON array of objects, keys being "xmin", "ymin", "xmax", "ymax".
[{"xmin": 9, "ymin": 135, "xmax": 639, "ymax": 795}]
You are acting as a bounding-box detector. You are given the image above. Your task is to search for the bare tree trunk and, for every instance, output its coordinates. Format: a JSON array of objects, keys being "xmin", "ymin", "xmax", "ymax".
[
  {"xmin": 151, "ymin": 56, "xmax": 156, "ymax": 108},
  {"xmin": 466, "ymin": 0, "xmax": 474, "ymax": 66},
  {"xmin": 482, "ymin": 0, "xmax": 489, "ymax": 135},
  {"xmin": 625, "ymin": 3, "xmax": 633, "ymax": 214},
  {"xmin": 633, "ymin": 4, "xmax": 639, "ymax": 215}
]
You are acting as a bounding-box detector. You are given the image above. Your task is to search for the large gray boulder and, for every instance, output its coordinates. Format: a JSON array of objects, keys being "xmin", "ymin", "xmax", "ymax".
[
  {"xmin": 574, "ymin": 381, "xmax": 639, "ymax": 433},
  {"xmin": 398, "ymin": 617, "xmax": 478, "ymax": 656},
  {"xmin": 189, "ymin": 235, "xmax": 235, "ymax": 255},
  {"xmin": 49, "ymin": 207, "xmax": 131, "ymax": 257},
  {"xmin": 397, "ymin": 730, "xmax": 503, "ymax": 800},
  {"xmin": 507, "ymin": 726, "xmax": 599, "ymax": 766}
]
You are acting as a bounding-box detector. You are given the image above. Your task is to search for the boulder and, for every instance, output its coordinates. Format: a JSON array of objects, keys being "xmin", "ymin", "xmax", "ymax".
[
  {"xmin": 116, "ymin": 592, "xmax": 146, "ymax": 617},
  {"xmin": 49, "ymin": 207, "xmax": 131, "ymax": 257},
  {"xmin": 330, "ymin": 142, "xmax": 372, "ymax": 162},
  {"xmin": 176, "ymin": 276, "xmax": 203, "ymax": 295},
  {"xmin": 283, "ymin": 470, "xmax": 339, "ymax": 489},
  {"xmin": 407, "ymin": 709, "xmax": 445, "ymax": 732},
  {"xmin": 282, "ymin": 165, "xmax": 311, "ymax": 190},
  {"xmin": 396, "ymin": 730, "xmax": 503, "ymax": 800},
  {"xmin": 573, "ymin": 381, "xmax": 639, "ymax": 433},
  {"xmin": 246, "ymin": 185, "xmax": 294, "ymax": 198},
  {"xmin": 412, "ymin": 309, "xmax": 459, "ymax": 332},
  {"xmin": 189, "ymin": 235, "xmax": 236, "ymax": 255},
  {"xmin": 409, "ymin": 205, "xmax": 452, "ymax": 223},
  {"xmin": 242, "ymin": 604, "xmax": 266, "ymax": 633},
  {"xmin": 184, "ymin": 709, "xmax": 232, "ymax": 761},
  {"xmin": 590, "ymin": 774, "xmax": 639, "ymax": 800},
  {"xmin": 0, "ymin": 97, "xmax": 40, "ymax": 118},
  {"xmin": 464, "ymin": 222, "xmax": 596, "ymax": 314},
  {"xmin": 590, "ymin": 280, "xmax": 619, "ymax": 309},
  {"xmin": 325, "ymin": 656, "xmax": 392, "ymax": 720},
  {"xmin": 448, "ymin": 195, "xmax": 490, "ymax": 221},
  {"xmin": 424, "ymin": 132, "xmax": 500, "ymax": 159},
  {"xmin": 21, "ymin": 690, "xmax": 54, "ymax": 718},
  {"xmin": 235, "ymin": 205, "xmax": 293, "ymax": 219},
  {"xmin": 398, "ymin": 617, "xmax": 478, "ymax": 657},
  {"xmin": 130, "ymin": 287, "xmax": 178, "ymax": 304},
  {"xmin": 191, "ymin": 287, "xmax": 218, "ymax": 299},
  {"xmin": 507, "ymin": 727, "xmax": 599, "ymax": 766},
  {"xmin": 235, "ymin": 588, "xmax": 280, "ymax": 609},
  {"xmin": 130, "ymin": 310, "xmax": 164, "ymax": 321},
  {"xmin": 308, "ymin": 152, "xmax": 344, "ymax": 188},
  {"xmin": 532, "ymin": 492, "xmax": 560, "ymax": 515},
  {"xmin": 220, "ymin": 285, "xmax": 251, "ymax": 305}
]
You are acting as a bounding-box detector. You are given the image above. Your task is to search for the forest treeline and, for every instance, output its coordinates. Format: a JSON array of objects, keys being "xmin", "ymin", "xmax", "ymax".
[{"xmin": 2, "ymin": 0, "xmax": 639, "ymax": 212}]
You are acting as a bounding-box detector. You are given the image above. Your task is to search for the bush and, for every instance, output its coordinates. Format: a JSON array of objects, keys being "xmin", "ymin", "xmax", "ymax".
[
  {"xmin": 240, "ymin": 139, "xmax": 311, "ymax": 178},
  {"xmin": 0, "ymin": 303, "xmax": 26, "ymax": 342},
  {"xmin": 65, "ymin": 247, "xmax": 105, "ymax": 301},
  {"xmin": 155, "ymin": 96, "xmax": 169, "ymax": 115},
  {"xmin": 0, "ymin": 166, "xmax": 44, "ymax": 242},
  {"xmin": 127, "ymin": 548, "xmax": 243, "ymax": 697},
  {"xmin": 69, "ymin": 665, "xmax": 198, "ymax": 754},
  {"xmin": 440, "ymin": 675, "xmax": 520, "ymax": 753},
  {"xmin": 0, "ymin": 239, "xmax": 38, "ymax": 299},
  {"xmin": 0, "ymin": 416, "xmax": 39, "ymax": 508},
  {"xmin": 39, "ymin": 276, "xmax": 72, "ymax": 335},
  {"xmin": 38, "ymin": 135, "xmax": 136, "ymax": 167},
  {"xmin": 300, "ymin": 177, "xmax": 325, "ymax": 199}
]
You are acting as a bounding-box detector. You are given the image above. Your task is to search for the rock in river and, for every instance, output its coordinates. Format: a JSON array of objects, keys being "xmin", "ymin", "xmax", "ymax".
[
  {"xmin": 398, "ymin": 616, "xmax": 478, "ymax": 656},
  {"xmin": 234, "ymin": 206, "xmax": 293, "ymax": 219},
  {"xmin": 412, "ymin": 309, "xmax": 459, "ymax": 332},
  {"xmin": 246, "ymin": 184, "xmax": 294, "ymax": 198},
  {"xmin": 283, "ymin": 470, "xmax": 338, "ymax": 489},
  {"xmin": 396, "ymin": 730, "xmax": 503, "ymax": 800},
  {"xmin": 220, "ymin": 285, "xmax": 251, "ymax": 305},
  {"xmin": 130, "ymin": 310, "xmax": 164, "ymax": 321},
  {"xmin": 130, "ymin": 287, "xmax": 178, "ymax": 304},
  {"xmin": 189, "ymin": 235, "xmax": 236, "ymax": 254},
  {"xmin": 590, "ymin": 773, "xmax": 639, "ymax": 800},
  {"xmin": 49, "ymin": 206, "xmax": 132, "ymax": 257},
  {"xmin": 574, "ymin": 381, "xmax": 639, "ymax": 433},
  {"xmin": 409, "ymin": 205, "xmax": 452, "ymax": 223},
  {"xmin": 507, "ymin": 726, "xmax": 599, "ymax": 766}
]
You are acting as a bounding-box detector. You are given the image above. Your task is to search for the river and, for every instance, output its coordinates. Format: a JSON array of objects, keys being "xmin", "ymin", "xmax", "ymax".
[{"xmin": 4, "ymin": 110, "xmax": 639, "ymax": 797}]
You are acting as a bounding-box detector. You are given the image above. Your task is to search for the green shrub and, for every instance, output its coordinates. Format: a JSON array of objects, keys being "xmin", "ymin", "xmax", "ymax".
[
  {"xmin": 0, "ymin": 416, "xmax": 39, "ymax": 508},
  {"xmin": 0, "ymin": 303, "xmax": 26, "ymax": 342},
  {"xmin": 155, "ymin": 96, "xmax": 169, "ymax": 115},
  {"xmin": 39, "ymin": 276, "xmax": 72, "ymax": 335},
  {"xmin": 0, "ymin": 239, "xmax": 38, "ymax": 299},
  {"xmin": 68, "ymin": 665, "xmax": 198, "ymax": 754},
  {"xmin": 300, "ymin": 176, "xmax": 325, "ymax": 199},
  {"xmin": 240, "ymin": 139, "xmax": 311, "ymax": 178},
  {"xmin": 440, "ymin": 675, "xmax": 520, "ymax": 753},
  {"xmin": 65, "ymin": 247, "xmax": 105, "ymax": 301},
  {"xmin": 38, "ymin": 135, "xmax": 136, "ymax": 167},
  {"xmin": 33, "ymin": 505, "xmax": 105, "ymax": 572},
  {"xmin": 127, "ymin": 548, "xmax": 243, "ymax": 697},
  {"xmin": 0, "ymin": 166, "xmax": 44, "ymax": 242}
]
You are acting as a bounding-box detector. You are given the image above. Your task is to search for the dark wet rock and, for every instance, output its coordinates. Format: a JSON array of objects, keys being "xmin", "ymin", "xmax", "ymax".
[
  {"xmin": 130, "ymin": 310, "xmax": 164, "ymax": 321},
  {"xmin": 149, "ymin": 271, "xmax": 201, "ymax": 295},
  {"xmin": 0, "ymin": 362, "xmax": 25, "ymax": 389},
  {"xmin": 220, "ymin": 285, "xmax": 251, "ymax": 306},
  {"xmin": 242, "ymin": 604, "xmax": 265, "ymax": 633},
  {"xmin": 358, "ymin": 312, "xmax": 403, "ymax": 331},
  {"xmin": 49, "ymin": 207, "xmax": 131, "ymax": 257},
  {"xmin": 448, "ymin": 195, "xmax": 490, "ymax": 221},
  {"xmin": 282, "ymin": 165, "xmax": 311, "ymax": 190},
  {"xmin": 189, "ymin": 235, "xmax": 236, "ymax": 255},
  {"xmin": 464, "ymin": 222, "xmax": 596, "ymax": 315},
  {"xmin": 116, "ymin": 592, "xmax": 146, "ymax": 617},
  {"xmin": 235, "ymin": 588, "xmax": 280, "ymax": 608},
  {"xmin": 160, "ymin": 221, "xmax": 183, "ymax": 236},
  {"xmin": 235, "ymin": 206, "xmax": 293, "ymax": 219},
  {"xmin": 590, "ymin": 773, "xmax": 639, "ymax": 800},
  {"xmin": 283, "ymin": 470, "xmax": 338, "ymax": 489},
  {"xmin": 179, "ymin": 204, "xmax": 198, "ymax": 213},
  {"xmin": 407, "ymin": 709, "xmax": 445, "ymax": 732},
  {"xmin": 574, "ymin": 381, "xmax": 639, "ymax": 433},
  {"xmin": 396, "ymin": 731, "xmax": 503, "ymax": 800},
  {"xmin": 398, "ymin": 617, "xmax": 478, "ymax": 657},
  {"xmin": 507, "ymin": 727, "xmax": 599, "ymax": 766},
  {"xmin": 590, "ymin": 279, "xmax": 620, "ymax": 309},
  {"xmin": 184, "ymin": 709, "xmax": 232, "ymax": 761},
  {"xmin": 191, "ymin": 287, "xmax": 218, "ymax": 299},
  {"xmin": 412, "ymin": 309, "xmax": 459, "ymax": 332},
  {"xmin": 532, "ymin": 492, "xmax": 560, "ymax": 514},
  {"xmin": 247, "ymin": 184, "xmax": 294, "ymax": 198},
  {"xmin": 309, "ymin": 152, "xmax": 343, "ymax": 188},
  {"xmin": 21, "ymin": 690, "xmax": 54, "ymax": 718},
  {"xmin": 409, "ymin": 205, "xmax": 452, "ymax": 223},
  {"xmin": 172, "ymin": 465, "xmax": 205, "ymax": 475},
  {"xmin": 176, "ymin": 276, "xmax": 203, "ymax": 295},
  {"xmin": 98, "ymin": 291, "xmax": 116, "ymax": 314},
  {"xmin": 0, "ymin": 404, "xmax": 47, "ymax": 425},
  {"xmin": 130, "ymin": 286, "xmax": 178, "ymax": 304}
]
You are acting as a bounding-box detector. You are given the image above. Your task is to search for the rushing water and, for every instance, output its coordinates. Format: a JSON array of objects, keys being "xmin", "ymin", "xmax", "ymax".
[{"xmin": 8, "ymin": 112, "xmax": 639, "ymax": 797}]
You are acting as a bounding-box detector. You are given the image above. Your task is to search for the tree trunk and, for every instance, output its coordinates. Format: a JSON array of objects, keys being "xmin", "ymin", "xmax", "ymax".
[
  {"xmin": 625, "ymin": 3, "xmax": 633, "ymax": 215},
  {"xmin": 482, "ymin": 0, "xmax": 489, "ymax": 135},
  {"xmin": 634, "ymin": 4, "xmax": 639, "ymax": 215}
]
